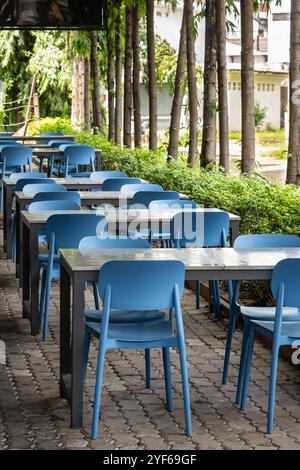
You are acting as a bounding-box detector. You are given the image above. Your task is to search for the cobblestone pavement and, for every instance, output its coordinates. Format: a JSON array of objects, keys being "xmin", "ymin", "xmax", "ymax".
[{"xmin": 0, "ymin": 236, "xmax": 300, "ymax": 450}]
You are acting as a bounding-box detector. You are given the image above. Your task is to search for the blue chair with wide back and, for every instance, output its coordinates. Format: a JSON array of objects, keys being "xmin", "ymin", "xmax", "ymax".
[
  {"xmin": 222, "ymin": 233, "xmax": 300, "ymax": 402},
  {"xmin": 0, "ymin": 146, "xmax": 32, "ymax": 209},
  {"xmin": 10, "ymin": 172, "xmax": 45, "ymax": 181},
  {"xmin": 239, "ymin": 258, "xmax": 300, "ymax": 433},
  {"xmin": 32, "ymin": 191, "xmax": 81, "ymax": 207},
  {"xmin": 90, "ymin": 171, "xmax": 126, "ymax": 181},
  {"xmin": 28, "ymin": 200, "xmax": 80, "ymax": 214},
  {"xmin": 102, "ymin": 177, "xmax": 142, "ymax": 192},
  {"xmin": 22, "ymin": 183, "xmax": 65, "ymax": 195},
  {"xmin": 131, "ymin": 191, "xmax": 180, "ymax": 208},
  {"xmin": 61, "ymin": 144, "xmax": 95, "ymax": 178},
  {"xmin": 121, "ymin": 183, "xmax": 163, "ymax": 194},
  {"xmin": 40, "ymin": 214, "xmax": 105, "ymax": 340},
  {"xmin": 149, "ymin": 199, "xmax": 199, "ymax": 211},
  {"xmin": 79, "ymin": 236, "xmax": 164, "ymax": 389},
  {"xmin": 83, "ymin": 259, "xmax": 192, "ymax": 439},
  {"xmin": 170, "ymin": 210, "xmax": 230, "ymax": 317}
]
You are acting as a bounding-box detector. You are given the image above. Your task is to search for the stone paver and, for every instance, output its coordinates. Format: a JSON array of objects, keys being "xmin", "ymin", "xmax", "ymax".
[{"xmin": 0, "ymin": 223, "xmax": 300, "ymax": 450}]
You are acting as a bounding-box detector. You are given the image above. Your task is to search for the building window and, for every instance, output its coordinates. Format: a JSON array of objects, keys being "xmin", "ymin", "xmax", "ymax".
[
  {"xmin": 272, "ymin": 84, "xmax": 275, "ymax": 92},
  {"xmin": 262, "ymin": 84, "xmax": 266, "ymax": 91},
  {"xmin": 267, "ymin": 84, "xmax": 270, "ymax": 91},
  {"xmin": 156, "ymin": 11, "xmax": 162, "ymax": 16},
  {"xmin": 272, "ymin": 13, "xmax": 290, "ymax": 21}
]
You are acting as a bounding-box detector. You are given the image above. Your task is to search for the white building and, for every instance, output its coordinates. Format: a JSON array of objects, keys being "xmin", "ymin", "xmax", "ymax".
[{"xmin": 141, "ymin": 1, "xmax": 290, "ymax": 132}]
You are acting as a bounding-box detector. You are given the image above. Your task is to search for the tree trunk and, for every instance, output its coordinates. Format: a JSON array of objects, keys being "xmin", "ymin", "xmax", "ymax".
[
  {"xmin": 241, "ymin": 1, "xmax": 256, "ymax": 173},
  {"xmin": 132, "ymin": 3, "xmax": 142, "ymax": 147},
  {"xmin": 216, "ymin": 0, "xmax": 230, "ymax": 173},
  {"xmin": 185, "ymin": 0, "xmax": 198, "ymax": 167},
  {"xmin": 89, "ymin": 30, "xmax": 102, "ymax": 133},
  {"xmin": 107, "ymin": 26, "xmax": 115, "ymax": 142},
  {"xmin": 287, "ymin": 0, "xmax": 300, "ymax": 185},
  {"xmin": 78, "ymin": 56, "xmax": 85, "ymax": 127},
  {"xmin": 146, "ymin": 0, "xmax": 158, "ymax": 150},
  {"xmin": 200, "ymin": 0, "xmax": 217, "ymax": 168},
  {"xmin": 114, "ymin": 0, "xmax": 122, "ymax": 146},
  {"xmin": 168, "ymin": 9, "xmax": 187, "ymax": 160},
  {"xmin": 123, "ymin": 6, "xmax": 133, "ymax": 147},
  {"xmin": 71, "ymin": 57, "xmax": 80, "ymax": 126},
  {"xmin": 84, "ymin": 56, "xmax": 91, "ymax": 131}
]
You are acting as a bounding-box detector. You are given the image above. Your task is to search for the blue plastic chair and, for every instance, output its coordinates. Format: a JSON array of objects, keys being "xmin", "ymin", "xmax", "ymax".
[
  {"xmin": 61, "ymin": 144, "xmax": 95, "ymax": 177},
  {"xmin": 0, "ymin": 132, "xmax": 13, "ymax": 137},
  {"xmin": 40, "ymin": 214, "xmax": 106, "ymax": 341},
  {"xmin": 121, "ymin": 183, "xmax": 163, "ymax": 194},
  {"xmin": 0, "ymin": 141, "xmax": 22, "ymax": 147},
  {"xmin": 41, "ymin": 132, "xmax": 64, "ymax": 144},
  {"xmin": 22, "ymin": 183, "xmax": 66, "ymax": 195},
  {"xmin": 131, "ymin": 191, "xmax": 180, "ymax": 208},
  {"xmin": 48, "ymin": 140, "xmax": 73, "ymax": 148},
  {"xmin": 0, "ymin": 146, "xmax": 32, "ymax": 209},
  {"xmin": 10, "ymin": 172, "xmax": 46, "ymax": 181},
  {"xmin": 102, "ymin": 177, "xmax": 142, "ymax": 192},
  {"xmin": 79, "ymin": 236, "xmax": 162, "ymax": 388},
  {"xmin": 28, "ymin": 200, "xmax": 81, "ymax": 214},
  {"xmin": 149, "ymin": 199, "xmax": 199, "ymax": 211},
  {"xmin": 83, "ymin": 259, "xmax": 192, "ymax": 439},
  {"xmin": 239, "ymin": 258, "xmax": 300, "ymax": 433},
  {"xmin": 32, "ymin": 191, "xmax": 81, "ymax": 206},
  {"xmin": 170, "ymin": 210, "xmax": 230, "ymax": 317},
  {"xmin": 222, "ymin": 234, "xmax": 300, "ymax": 400},
  {"xmin": 90, "ymin": 171, "xmax": 126, "ymax": 181}
]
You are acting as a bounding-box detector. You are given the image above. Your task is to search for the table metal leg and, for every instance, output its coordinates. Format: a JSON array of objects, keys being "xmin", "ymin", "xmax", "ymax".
[
  {"xmin": 16, "ymin": 199, "xmax": 21, "ymax": 279},
  {"xmin": 60, "ymin": 263, "xmax": 71, "ymax": 399},
  {"xmin": 3, "ymin": 186, "xmax": 14, "ymax": 258},
  {"xmin": 22, "ymin": 223, "xmax": 30, "ymax": 319},
  {"xmin": 30, "ymin": 226, "xmax": 40, "ymax": 336}
]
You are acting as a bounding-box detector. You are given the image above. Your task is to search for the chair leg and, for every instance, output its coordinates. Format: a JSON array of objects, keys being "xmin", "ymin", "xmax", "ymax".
[
  {"xmin": 240, "ymin": 328, "xmax": 255, "ymax": 412},
  {"xmin": 83, "ymin": 330, "xmax": 91, "ymax": 386},
  {"xmin": 162, "ymin": 347, "xmax": 173, "ymax": 412},
  {"xmin": 195, "ymin": 281, "xmax": 200, "ymax": 310},
  {"xmin": 213, "ymin": 280, "xmax": 221, "ymax": 319},
  {"xmin": 12, "ymin": 221, "xmax": 16, "ymax": 262},
  {"xmin": 267, "ymin": 344, "xmax": 280, "ymax": 434},
  {"xmin": 145, "ymin": 349, "xmax": 151, "ymax": 389},
  {"xmin": 178, "ymin": 342, "xmax": 192, "ymax": 437},
  {"xmin": 43, "ymin": 270, "xmax": 53, "ymax": 341},
  {"xmin": 39, "ymin": 267, "xmax": 47, "ymax": 329},
  {"xmin": 91, "ymin": 345, "xmax": 106, "ymax": 440},
  {"xmin": 222, "ymin": 303, "xmax": 239, "ymax": 385},
  {"xmin": 235, "ymin": 319, "xmax": 250, "ymax": 405},
  {"xmin": 92, "ymin": 282, "xmax": 99, "ymax": 310}
]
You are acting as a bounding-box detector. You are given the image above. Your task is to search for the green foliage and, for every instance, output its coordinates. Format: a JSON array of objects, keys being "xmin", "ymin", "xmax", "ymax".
[{"xmin": 255, "ymin": 101, "xmax": 268, "ymax": 128}]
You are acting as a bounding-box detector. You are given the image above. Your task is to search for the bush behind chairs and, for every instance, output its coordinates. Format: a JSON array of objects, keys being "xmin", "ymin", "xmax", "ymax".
[{"xmin": 102, "ymin": 177, "xmax": 141, "ymax": 192}]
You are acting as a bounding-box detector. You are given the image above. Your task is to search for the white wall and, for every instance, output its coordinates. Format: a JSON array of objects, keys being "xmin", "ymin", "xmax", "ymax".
[{"xmin": 267, "ymin": 0, "xmax": 291, "ymax": 64}]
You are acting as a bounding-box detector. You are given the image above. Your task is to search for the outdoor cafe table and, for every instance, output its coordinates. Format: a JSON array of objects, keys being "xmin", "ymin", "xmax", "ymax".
[
  {"xmin": 59, "ymin": 246, "xmax": 300, "ymax": 428},
  {"xmin": 3, "ymin": 176, "xmax": 105, "ymax": 260},
  {"xmin": 20, "ymin": 208, "xmax": 241, "ymax": 337},
  {"xmin": 0, "ymin": 135, "xmax": 75, "ymax": 142}
]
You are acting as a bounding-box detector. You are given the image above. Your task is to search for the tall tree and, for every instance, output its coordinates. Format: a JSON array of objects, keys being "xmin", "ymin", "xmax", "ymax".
[
  {"xmin": 146, "ymin": 0, "xmax": 158, "ymax": 150},
  {"xmin": 200, "ymin": 0, "xmax": 217, "ymax": 168},
  {"xmin": 107, "ymin": 21, "xmax": 115, "ymax": 141},
  {"xmin": 185, "ymin": 0, "xmax": 198, "ymax": 167},
  {"xmin": 114, "ymin": 0, "xmax": 122, "ymax": 145},
  {"xmin": 132, "ymin": 2, "xmax": 142, "ymax": 147},
  {"xmin": 287, "ymin": 0, "xmax": 300, "ymax": 185},
  {"xmin": 216, "ymin": 0, "xmax": 229, "ymax": 172},
  {"xmin": 89, "ymin": 31, "xmax": 103, "ymax": 133},
  {"xmin": 241, "ymin": 1, "xmax": 255, "ymax": 173},
  {"xmin": 84, "ymin": 56, "xmax": 91, "ymax": 130},
  {"xmin": 168, "ymin": 8, "xmax": 187, "ymax": 160},
  {"xmin": 123, "ymin": 5, "xmax": 133, "ymax": 147}
]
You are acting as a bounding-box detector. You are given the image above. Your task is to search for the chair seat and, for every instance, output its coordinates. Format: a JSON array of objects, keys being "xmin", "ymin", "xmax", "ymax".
[
  {"xmin": 241, "ymin": 305, "xmax": 300, "ymax": 320},
  {"xmin": 86, "ymin": 319, "xmax": 173, "ymax": 342},
  {"xmin": 85, "ymin": 308, "xmax": 165, "ymax": 323},
  {"xmin": 251, "ymin": 320, "xmax": 300, "ymax": 339}
]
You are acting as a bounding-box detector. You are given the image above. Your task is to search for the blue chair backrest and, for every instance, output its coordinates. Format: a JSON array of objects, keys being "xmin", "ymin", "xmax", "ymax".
[
  {"xmin": 16, "ymin": 178, "xmax": 55, "ymax": 192},
  {"xmin": 62, "ymin": 144, "xmax": 95, "ymax": 166},
  {"xmin": 23, "ymin": 183, "xmax": 66, "ymax": 195},
  {"xmin": 234, "ymin": 234, "xmax": 300, "ymax": 249},
  {"xmin": 46, "ymin": 214, "xmax": 106, "ymax": 249},
  {"xmin": 1, "ymin": 146, "xmax": 32, "ymax": 171},
  {"xmin": 121, "ymin": 183, "xmax": 163, "ymax": 194},
  {"xmin": 0, "ymin": 132, "xmax": 13, "ymax": 137},
  {"xmin": 32, "ymin": 191, "xmax": 81, "ymax": 206},
  {"xmin": 10, "ymin": 172, "xmax": 45, "ymax": 181},
  {"xmin": 98, "ymin": 260, "xmax": 185, "ymax": 310},
  {"xmin": 149, "ymin": 199, "xmax": 199, "ymax": 210},
  {"xmin": 171, "ymin": 210, "xmax": 230, "ymax": 248},
  {"xmin": 102, "ymin": 177, "xmax": 142, "ymax": 191},
  {"xmin": 132, "ymin": 191, "xmax": 180, "ymax": 208},
  {"xmin": 28, "ymin": 200, "xmax": 81, "ymax": 214},
  {"xmin": 41, "ymin": 132, "xmax": 64, "ymax": 144},
  {"xmin": 271, "ymin": 259, "xmax": 300, "ymax": 308},
  {"xmin": 79, "ymin": 236, "xmax": 150, "ymax": 251},
  {"xmin": 90, "ymin": 171, "xmax": 126, "ymax": 181},
  {"xmin": 48, "ymin": 140, "xmax": 73, "ymax": 148}
]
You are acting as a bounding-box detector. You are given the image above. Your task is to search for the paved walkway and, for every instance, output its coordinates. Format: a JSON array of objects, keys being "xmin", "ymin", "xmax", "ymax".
[{"xmin": 0, "ymin": 230, "xmax": 300, "ymax": 450}]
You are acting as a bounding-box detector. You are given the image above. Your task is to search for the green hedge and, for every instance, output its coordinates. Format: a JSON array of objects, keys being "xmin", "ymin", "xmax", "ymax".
[{"xmin": 33, "ymin": 118, "xmax": 300, "ymax": 236}]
